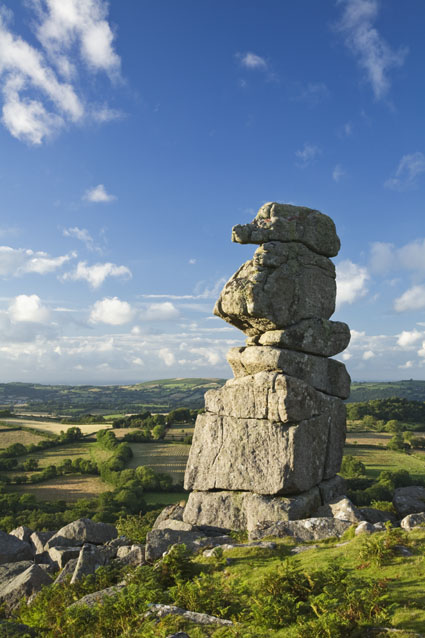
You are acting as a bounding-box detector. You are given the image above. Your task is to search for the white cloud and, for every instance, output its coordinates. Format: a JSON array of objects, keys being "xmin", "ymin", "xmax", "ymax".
[
  {"xmin": 385, "ymin": 152, "xmax": 425, "ymax": 191},
  {"xmin": 158, "ymin": 347, "xmax": 175, "ymax": 366},
  {"xmin": 9, "ymin": 294, "xmax": 50, "ymax": 323},
  {"xmin": 399, "ymin": 360, "xmax": 413, "ymax": 369},
  {"xmin": 63, "ymin": 260, "xmax": 131, "ymax": 288},
  {"xmin": 189, "ymin": 258, "xmax": 196, "ymax": 265},
  {"xmin": 332, "ymin": 164, "xmax": 345, "ymax": 182},
  {"xmin": 237, "ymin": 52, "xmax": 267, "ymax": 70},
  {"xmin": 0, "ymin": 245, "xmax": 74, "ymax": 277},
  {"xmin": 397, "ymin": 329, "xmax": 423, "ymax": 348},
  {"xmin": 89, "ymin": 297, "xmax": 133, "ymax": 325},
  {"xmin": 143, "ymin": 302, "xmax": 179, "ymax": 321},
  {"xmin": 143, "ymin": 277, "xmax": 227, "ymax": 301},
  {"xmin": 369, "ymin": 241, "xmax": 395, "ymax": 274},
  {"xmin": 295, "ymin": 143, "xmax": 321, "ymax": 168},
  {"xmin": 336, "ymin": 260, "xmax": 369, "ymax": 308},
  {"xmin": 336, "ymin": 0, "xmax": 407, "ymax": 100},
  {"xmin": 362, "ymin": 350, "xmax": 375, "ymax": 360},
  {"xmin": 83, "ymin": 184, "xmax": 116, "ymax": 203},
  {"xmin": 394, "ymin": 285, "xmax": 425, "ymax": 312},
  {"xmin": 0, "ymin": 1, "xmax": 120, "ymax": 144},
  {"xmin": 63, "ymin": 227, "xmax": 94, "ymax": 250}
]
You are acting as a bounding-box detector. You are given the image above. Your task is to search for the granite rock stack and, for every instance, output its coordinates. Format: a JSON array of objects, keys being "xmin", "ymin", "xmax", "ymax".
[{"xmin": 183, "ymin": 203, "xmax": 351, "ymax": 532}]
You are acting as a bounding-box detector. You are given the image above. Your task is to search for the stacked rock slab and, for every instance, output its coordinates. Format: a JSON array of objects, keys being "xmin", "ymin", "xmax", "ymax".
[{"xmin": 183, "ymin": 203, "xmax": 351, "ymax": 532}]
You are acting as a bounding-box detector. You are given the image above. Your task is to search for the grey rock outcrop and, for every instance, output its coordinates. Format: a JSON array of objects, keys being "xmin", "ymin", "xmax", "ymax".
[
  {"xmin": 400, "ymin": 512, "xmax": 425, "ymax": 530},
  {"xmin": 9, "ymin": 526, "xmax": 33, "ymax": 544},
  {"xmin": 0, "ymin": 531, "xmax": 33, "ymax": 564},
  {"xmin": 45, "ymin": 518, "xmax": 117, "ymax": 549},
  {"xmin": 393, "ymin": 486, "xmax": 425, "ymax": 518},
  {"xmin": 249, "ymin": 517, "xmax": 352, "ymax": 542},
  {"xmin": 183, "ymin": 203, "xmax": 350, "ymax": 532},
  {"xmin": 0, "ymin": 565, "xmax": 52, "ymax": 610}
]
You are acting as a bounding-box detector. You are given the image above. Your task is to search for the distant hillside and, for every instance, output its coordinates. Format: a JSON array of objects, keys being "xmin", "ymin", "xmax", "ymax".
[
  {"xmin": 0, "ymin": 378, "xmax": 226, "ymax": 415},
  {"xmin": 349, "ymin": 380, "xmax": 425, "ymax": 402}
]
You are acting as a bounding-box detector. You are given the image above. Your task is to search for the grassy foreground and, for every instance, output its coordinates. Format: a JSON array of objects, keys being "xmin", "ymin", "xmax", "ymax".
[{"xmin": 11, "ymin": 527, "xmax": 425, "ymax": 637}]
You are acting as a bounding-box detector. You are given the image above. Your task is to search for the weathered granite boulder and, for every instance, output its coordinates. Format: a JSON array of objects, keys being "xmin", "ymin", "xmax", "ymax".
[
  {"xmin": 30, "ymin": 531, "xmax": 54, "ymax": 555},
  {"xmin": 115, "ymin": 545, "xmax": 145, "ymax": 566},
  {"xmin": 400, "ymin": 512, "xmax": 425, "ymax": 530},
  {"xmin": 227, "ymin": 346, "xmax": 350, "ymax": 399},
  {"xmin": 47, "ymin": 546, "xmax": 80, "ymax": 569},
  {"xmin": 53, "ymin": 558, "xmax": 78, "ymax": 585},
  {"xmin": 0, "ymin": 565, "xmax": 52, "ymax": 610},
  {"xmin": 69, "ymin": 584, "xmax": 126, "ymax": 608},
  {"xmin": 355, "ymin": 521, "xmax": 376, "ymax": 535},
  {"xmin": 318, "ymin": 475, "xmax": 346, "ymax": 503},
  {"xmin": 9, "ymin": 526, "xmax": 33, "ymax": 544},
  {"xmin": 0, "ymin": 561, "xmax": 34, "ymax": 584},
  {"xmin": 255, "ymin": 318, "xmax": 351, "ymax": 357},
  {"xmin": 249, "ymin": 517, "xmax": 352, "ymax": 542},
  {"xmin": 358, "ymin": 507, "xmax": 396, "ymax": 525},
  {"xmin": 70, "ymin": 544, "xmax": 106, "ymax": 584},
  {"xmin": 185, "ymin": 411, "xmax": 341, "ymax": 495},
  {"xmin": 316, "ymin": 496, "xmax": 364, "ymax": 523},
  {"xmin": 393, "ymin": 486, "xmax": 425, "ymax": 518},
  {"xmin": 0, "ymin": 531, "xmax": 33, "ymax": 564},
  {"xmin": 145, "ymin": 529, "xmax": 206, "ymax": 562},
  {"xmin": 214, "ymin": 241, "xmax": 336, "ymax": 336},
  {"xmin": 231, "ymin": 202, "xmax": 340, "ymax": 257},
  {"xmin": 146, "ymin": 604, "xmax": 233, "ymax": 626},
  {"xmin": 45, "ymin": 518, "xmax": 117, "ymax": 549},
  {"xmin": 183, "ymin": 488, "xmax": 321, "ymax": 532},
  {"xmin": 152, "ymin": 503, "xmax": 185, "ymax": 529}
]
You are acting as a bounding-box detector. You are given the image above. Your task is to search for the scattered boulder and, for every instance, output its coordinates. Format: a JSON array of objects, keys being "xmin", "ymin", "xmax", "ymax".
[
  {"xmin": 400, "ymin": 512, "xmax": 425, "ymax": 531},
  {"xmin": 250, "ymin": 517, "xmax": 352, "ymax": 542},
  {"xmin": 9, "ymin": 526, "xmax": 33, "ymax": 544},
  {"xmin": 393, "ymin": 486, "xmax": 425, "ymax": 518},
  {"xmin": 115, "ymin": 545, "xmax": 145, "ymax": 567},
  {"xmin": 145, "ymin": 529, "xmax": 205, "ymax": 562},
  {"xmin": 316, "ymin": 496, "xmax": 364, "ymax": 523},
  {"xmin": 45, "ymin": 518, "xmax": 117, "ymax": 549},
  {"xmin": 355, "ymin": 521, "xmax": 375, "ymax": 535},
  {"xmin": 70, "ymin": 544, "xmax": 106, "ymax": 584},
  {"xmin": 53, "ymin": 558, "xmax": 78, "ymax": 585},
  {"xmin": 152, "ymin": 503, "xmax": 185, "ymax": 529},
  {"xmin": 0, "ymin": 562, "xmax": 34, "ymax": 584},
  {"xmin": 0, "ymin": 565, "xmax": 52, "ymax": 610},
  {"xmin": 359, "ymin": 507, "xmax": 396, "ymax": 525},
  {"xmin": 0, "ymin": 531, "xmax": 33, "ymax": 565},
  {"xmin": 146, "ymin": 603, "xmax": 233, "ymax": 626},
  {"xmin": 69, "ymin": 584, "xmax": 126, "ymax": 609},
  {"xmin": 29, "ymin": 531, "xmax": 54, "ymax": 555},
  {"xmin": 47, "ymin": 546, "xmax": 80, "ymax": 569}
]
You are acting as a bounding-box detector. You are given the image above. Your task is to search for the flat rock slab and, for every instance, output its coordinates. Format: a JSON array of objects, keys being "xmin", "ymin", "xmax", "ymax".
[
  {"xmin": 255, "ymin": 318, "xmax": 350, "ymax": 357},
  {"xmin": 250, "ymin": 517, "xmax": 352, "ymax": 542},
  {"xmin": 393, "ymin": 486, "xmax": 425, "ymax": 518},
  {"xmin": 146, "ymin": 604, "xmax": 233, "ymax": 626},
  {"xmin": 46, "ymin": 518, "xmax": 117, "ymax": 549},
  {"xmin": 214, "ymin": 241, "xmax": 336, "ymax": 336},
  {"xmin": 0, "ymin": 564, "xmax": 52, "ymax": 610},
  {"xmin": 0, "ymin": 531, "xmax": 33, "ymax": 564},
  {"xmin": 183, "ymin": 489, "xmax": 321, "ymax": 532},
  {"xmin": 227, "ymin": 346, "xmax": 350, "ymax": 399}
]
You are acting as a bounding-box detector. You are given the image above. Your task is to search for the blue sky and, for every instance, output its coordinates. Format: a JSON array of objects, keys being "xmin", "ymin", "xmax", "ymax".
[{"xmin": 0, "ymin": 0, "xmax": 425, "ymax": 384}]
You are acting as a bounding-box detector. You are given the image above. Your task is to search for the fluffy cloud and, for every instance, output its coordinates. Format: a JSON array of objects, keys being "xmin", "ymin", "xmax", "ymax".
[
  {"xmin": 89, "ymin": 297, "xmax": 133, "ymax": 325},
  {"xmin": 336, "ymin": 0, "xmax": 407, "ymax": 100},
  {"xmin": 143, "ymin": 302, "xmax": 179, "ymax": 321},
  {"xmin": 385, "ymin": 152, "xmax": 425, "ymax": 191},
  {"xmin": 8, "ymin": 294, "xmax": 50, "ymax": 323},
  {"xmin": 394, "ymin": 285, "xmax": 425, "ymax": 312},
  {"xmin": 237, "ymin": 52, "xmax": 267, "ymax": 70},
  {"xmin": 0, "ymin": 1, "xmax": 120, "ymax": 144},
  {"xmin": 158, "ymin": 347, "xmax": 176, "ymax": 366},
  {"xmin": 83, "ymin": 184, "xmax": 116, "ymax": 203},
  {"xmin": 0, "ymin": 246, "xmax": 74, "ymax": 277},
  {"xmin": 63, "ymin": 261, "xmax": 131, "ymax": 288},
  {"xmin": 397, "ymin": 329, "xmax": 423, "ymax": 348},
  {"xmin": 336, "ymin": 260, "xmax": 369, "ymax": 308},
  {"xmin": 295, "ymin": 143, "xmax": 321, "ymax": 168}
]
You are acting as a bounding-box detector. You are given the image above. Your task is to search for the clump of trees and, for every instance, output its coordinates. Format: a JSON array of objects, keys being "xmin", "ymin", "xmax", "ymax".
[{"xmin": 347, "ymin": 397, "xmax": 425, "ymax": 426}]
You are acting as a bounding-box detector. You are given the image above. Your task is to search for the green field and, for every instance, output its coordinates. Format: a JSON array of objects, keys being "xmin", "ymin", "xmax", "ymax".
[
  {"xmin": 127, "ymin": 442, "xmax": 189, "ymax": 482},
  {"xmin": 164, "ymin": 423, "xmax": 194, "ymax": 441},
  {"xmin": 343, "ymin": 443, "xmax": 425, "ymax": 481},
  {"xmin": 142, "ymin": 491, "xmax": 187, "ymax": 505},
  {"xmin": 12, "ymin": 475, "xmax": 111, "ymax": 501},
  {"xmin": 0, "ymin": 428, "xmax": 48, "ymax": 449}
]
